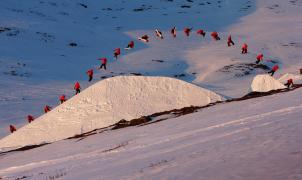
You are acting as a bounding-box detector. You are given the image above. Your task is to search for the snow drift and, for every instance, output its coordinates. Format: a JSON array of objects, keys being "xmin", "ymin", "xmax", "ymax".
[
  {"xmin": 251, "ymin": 74, "xmax": 286, "ymax": 92},
  {"xmin": 0, "ymin": 76, "xmax": 222, "ymax": 150},
  {"xmin": 278, "ymin": 73, "xmax": 302, "ymax": 84}
]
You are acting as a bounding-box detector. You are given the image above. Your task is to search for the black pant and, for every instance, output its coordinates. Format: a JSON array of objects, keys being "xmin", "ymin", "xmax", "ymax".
[
  {"xmin": 75, "ymin": 89, "xmax": 81, "ymax": 95},
  {"xmin": 228, "ymin": 40, "xmax": 234, "ymax": 46},
  {"xmin": 255, "ymin": 60, "xmax": 260, "ymax": 64},
  {"xmin": 60, "ymin": 100, "xmax": 65, "ymax": 104},
  {"xmin": 88, "ymin": 75, "xmax": 93, "ymax": 82},
  {"xmin": 100, "ymin": 64, "xmax": 107, "ymax": 70},
  {"xmin": 268, "ymin": 70, "xmax": 275, "ymax": 76},
  {"xmin": 242, "ymin": 49, "xmax": 247, "ymax": 54}
]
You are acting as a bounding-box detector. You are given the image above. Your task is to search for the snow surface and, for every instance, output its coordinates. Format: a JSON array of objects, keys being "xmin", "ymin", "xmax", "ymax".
[
  {"xmin": 0, "ymin": 76, "xmax": 222, "ymax": 150},
  {"xmin": 251, "ymin": 74, "xmax": 286, "ymax": 92},
  {"xmin": 0, "ymin": 87, "xmax": 301, "ymax": 180},
  {"xmin": 278, "ymin": 73, "xmax": 302, "ymax": 84}
]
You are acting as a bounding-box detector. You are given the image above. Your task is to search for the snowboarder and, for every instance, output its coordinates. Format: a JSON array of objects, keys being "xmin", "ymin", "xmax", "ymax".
[
  {"xmin": 171, "ymin": 27, "xmax": 176, "ymax": 38},
  {"xmin": 74, "ymin": 81, "xmax": 81, "ymax": 95},
  {"xmin": 86, "ymin": 69, "xmax": 94, "ymax": 82},
  {"xmin": 284, "ymin": 78, "xmax": 294, "ymax": 88},
  {"xmin": 114, "ymin": 48, "xmax": 121, "ymax": 59},
  {"xmin": 44, "ymin": 105, "xmax": 51, "ymax": 113},
  {"xmin": 98, "ymin": 57, "xmax": 107, "ymax": 70},
  {"xmin": 138, "ymin": 35, "xmax": 149, "ymax": 42},
  {"xmin": 9, "ymin": 125, "xmax": 16, "ymax": 133},
  {"xmin": 196, "ymin": 29, "xmax": 206, "ymax": 37},
  {"xmin": 211, "ymin": 31, "xmax": 220, "ymax": 40},
  {"xmin": 27, "ymin": 115, "xmax": 34, "ymax": 123},
  {"xmin": 241, "ymin": 43, "xmax": 248, "ymax": 54},
  {"xmin": 255, "ymin": 54, "xmax": 264, "ymax": 64},
  {"xmin": 184, "ymin": 27, "xmax": 192, "ymax": 37},
  {"xmin": 268, "ymin": 64, "xmax": 279, "ymax": 76},
  {"xmin": 60, "ymin": 94, "xmax": 66, "ymax": 104},
  {"xmin": 155, "ymin": 29, "xmax": 164, "ymax": 39},
  {"xmin": 227, "ymin": 35, "xmax": 235, "ymax": 46},
  {"xmin": 125, "ymin": 41, "xmax": 134, "ymax": 50}
]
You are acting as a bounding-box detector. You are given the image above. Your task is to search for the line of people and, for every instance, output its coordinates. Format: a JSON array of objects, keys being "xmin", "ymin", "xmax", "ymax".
[{"xmin": 8, "ymin": 26, "xmax": 289, "ymax": 134}]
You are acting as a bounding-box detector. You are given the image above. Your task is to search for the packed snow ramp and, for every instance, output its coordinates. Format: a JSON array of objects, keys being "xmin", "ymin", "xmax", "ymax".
[
  {"xmin": 0, "ymin": 76, "xmax": 222, "ymax": 150},
  {"xmin": 251, "ymin": 74, "xmax": 286, "ymax": 92}
]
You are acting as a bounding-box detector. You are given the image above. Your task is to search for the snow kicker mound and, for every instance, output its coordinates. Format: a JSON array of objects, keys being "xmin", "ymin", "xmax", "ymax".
[
  {"xmin": 278, "ymin": 73, "xmax": 302, "ymax": 84},
  {"xmin": 251, "ymin": 74, "xmax": 286, "ymax": 92},
  {"xmin": 0, "ymin": 76, "xmax": 222, "ymax": 150}
]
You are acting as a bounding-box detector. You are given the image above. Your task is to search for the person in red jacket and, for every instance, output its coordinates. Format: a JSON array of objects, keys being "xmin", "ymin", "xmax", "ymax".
[
  {"xmin": 74, "ymin": 81, "xmax": 81, "ymax": 94},
  {"xmin": 125, "ymin": 41, "xmax": 134, "ymax": 50},
  {"xmin": 27, "ymin": 115, "xmax": 34, "ymax": 123},
  {"xmin": 9, "ymin": 125, "xmax": 16, "ymax": 133},
  {"xmin": 227, "ymin": 35, "xmax": 235, "ymax": 46},
  {"xmin": 60, "ymin": 94, "xmax": 66, "ymax": 104},
  {"xmin": 155, "ymin": 29, "xmax": 164, "ymax": 39},
  {"xmin": 284, "ymin": 78, "xmax": 294, "ymax": 88},
  {"xmin": 114, "ymin": 48, "xmax": 121, "ymax": 59},
  {"xmin": 138, "ymin": 35, "xmax": 149, "ymax": 42},
  {"xmin": 98, "ymin": 57, "xmax": 107, "ymax": 70},
  {"xmin": 44, "ymin": 105, "xmax": 51, "ymax": 113},
  {"xmin": 171, "ymin": 27, "xmax": 176, "ymax": 38},
  {"xmin": 211, "ymin": 31, "xmax": 220, "ymax": 40},
  {"xmin": 268, "ymin": 64, "xmax": 279, "ymax": 76},
  {"xmin": 255, "ymin": 54, "xmax": 264, "ymax": 64},
  {"xmin": 196, "ymin": 29, "xmax": 206, "ymax": 37},
  {"xmin": 184, "ymin": 27, "xmax": 192, "ymax": 37},
  {"xmin": 241, "ymin": 43, "xmax": 248, "ymax": 54},
  {"xmin": 86, "ymin": 69, "xmax": 93, "ymax": 82}
]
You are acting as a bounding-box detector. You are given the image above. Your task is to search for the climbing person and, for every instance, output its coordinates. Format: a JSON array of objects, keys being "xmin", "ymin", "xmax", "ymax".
[
  {"xmin": 44, "ymin": 105, "xmax": 51, "ymax": 113},
  {"xmin": 138, "ymin": 35, "xmax": 149, "ymax": 42},
  {"xmin": 98, "ymin": 57, "xmax": 107, "ymax": 70},
  {"xmin": 155, "ymin": 29, "xmax": 164, "ymax": 39},
  {"xmin": 27, "ymin": 115, "xmax": 34, "ymax": 123},
  {"xmin": 74, "ymin": 81, "xmax": 81, "ymax": 95},
  {"xmin": 60, "ymin": 94, "xmax": 66, "ymax": 104},
  {"xmin": 227, "ymin": 35, "xmax": 235, "ymax": 46},
  {"xmin": 114, "ymin": 48, "xmax": 121, "ymax": 59},
  {"xmin": 241, "ymin": 43, "xmax": 248, "ymax": 54},
  {"xmin": 171, "ymin": 27, "xmax": 176, "ymax": 38},
  {"xmin": 184, "ymin": 27, "xmax": 192, "ymax": 37},
  {"xmin": 86, "ymin": 69, "xmax": 94, "ymax": 82},
  {"xmin": 268, "ymin": 64, "xmax": 279, "ymax": 76},
  {"xmin": 196, "ymin": 29, "xmax": 206, "ymax": 37},
  {"xmin": 9, "ymin": 125, "xmax": 16, "ymax": 133},
  {"xmin": 284, "ymin": 78, "xmax": 294, "ymax": 88},
  {"xmin": 211, "ymin": 31, "xmax": 220, "ymax": 40},
  {"xmin": 125, "ymin": 41, "xmax": 134, "ymax": 50},
  {"xmin": 255, "ymin": 53, "xmax": 264, "ymax": 64}
]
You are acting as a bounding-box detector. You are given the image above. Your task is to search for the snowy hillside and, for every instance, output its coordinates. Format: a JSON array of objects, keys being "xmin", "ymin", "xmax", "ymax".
[{"xmin": 0, "ymin": 76, "xmax": 222, "ymax": 150}]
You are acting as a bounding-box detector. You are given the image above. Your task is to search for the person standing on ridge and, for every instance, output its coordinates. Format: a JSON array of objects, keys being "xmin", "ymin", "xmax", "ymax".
[
  {"xmin": 27, "ymin": 115, "xmax": 34, "ymax": 123},
  {"xmin": 197, "ymin": 29, "xmax": 206, "ymax": 37},
  {"xmin": 74, "ymin": 81, "xmax": 81, "ymax": 95},
  {"xmin": 44, "ymin": 105, "xmax": 51, "ymax": 113},
  {"xmin": 60, "ymin": 94, "xmax": 66, "ymax": 104},
  {"xmin": 98, "ymin": 57, "xmax": 107, "ymax": 70},
  {"xmin": 125, "ymin": 41, "xmax": 134, "ymax": 50},
  {"xmin": 227, "ymin": 35, "xmax": 235, "ymax": 46},
  {"xmin": 184, "ymin": 27, "xmax": 192, "ymax": 37},
  {"xmin": 86, "ymin": 69, "xmax": 94, "ymax": 82},
  {"xmin": 138, "ymin": 35, "xmax": 149, "ymax": 42},
  {"xmin": 9, "ymin": 125, "xmax": 16, "ymax": 133},
  {"xmin": 255, "ymin": 54, "xmax": 264, "ymax": 64},
  {"xmin": 241, "ymin": 43, "xmax": 248, "ymax": 54},
  {"xmin": 155, "ymin": 29, "xmax": 164, "ymax": 39},
  {"xmin": 171, "ymin": 27, "xmax": 176, "ymax": 38},
  {"xmin": 284, "ymin": 78, "xmax": 294, "ymax": 88},
  {"xmin": 114, "ymin": 48, "xmax": 121, "ymax": 59},
  {"xmin": 211, "ymin": 31, "xmax": 220, "ymax": 40},
  {"xmin": 268, "ymin": 64, "xmax": 279, "ymax": 76}
]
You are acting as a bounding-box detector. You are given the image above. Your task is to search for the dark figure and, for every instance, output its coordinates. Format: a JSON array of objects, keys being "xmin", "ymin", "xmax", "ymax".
[
  {"xmin": 255, "ymin": 54, "xmax": 264, "ymax": 64},
  {"xmin": 227, "ymin": 35, "xmax": 235, "ymax": 46},
  {"xmin": 74, "ymin": 81, "xmax": 81, "ymax": 95},
  {"xmin": 284, "ymin": 78, "xmax": 294, "ymax": 88},
  {"xmin": 27, "ymin": 115, "xmax": 34, "ymax": 123},
  {"xmin": 60, "ymin": 94, "xmax": 66, "ymax": 104},
  {"xmin": 9, "ymin": 125, "xmax": 16, "ymax": 133},
  {"xmin": 44, "ymin": 105, "xmax": 51, "ymax": 113},
  {"xmin": 98, "ymin": 58, "xmax": 107, "ymax": 70},
  {"xmin": 86, "ymin": 69, "xmax": 94, "ymax": 82},
  {"xmin": 241, "ymin": 43, "xmax": 248, "ymax": 54},
  {"xmin": 268, "ymin": 64, "xmax": 279, "ymax": 76}
]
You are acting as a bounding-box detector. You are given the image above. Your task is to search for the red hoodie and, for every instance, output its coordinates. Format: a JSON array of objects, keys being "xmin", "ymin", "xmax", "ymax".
[
  {"xmin": 87, "ymin": 69, "xmax": 93, "ymax": 76},
  {"xmin": 74, "ymin": 82, "xmax": 81, "ymax": 90},
  {"xmin": 227, "ymin": 35, "xmax": 232, "ymax": 42},
  {"xmin": 27, "ymin": 115, "xmax": 34, "ymax": 123},
  {"xmin": 242, "ymin": 43, "xmax": 248, "ymax": 49},
  {"xmin": 184, "ymin": 28, "xmax": 191, "ymax": 36},
  {"xmin": 60, "ymin": 95, "xmax": 66, "ymax": 101},
  {"xmin": 197, "ymin": 29, "xmax": 205, "ymax": 35},
  {"xmin": 44, "ymin": 105, "xmax": 51, "ymax": 113},
  {"xmin": 256, "ymin": 54, "xmax": 264, "ymax": 61},
  {"xmin": 272, "ymin": 65, "xmax": 279, "ymax": 71},
  {"xmin": 114, "ymin": 48, "xmax": 121, "ymax": 55},
  {"xmin": 128, "ymin": 41, "xmax": 134, "ymax": 48},
  {"xmin": 98, "ymin": 58, "xmax": 107, "ymax": 64}
]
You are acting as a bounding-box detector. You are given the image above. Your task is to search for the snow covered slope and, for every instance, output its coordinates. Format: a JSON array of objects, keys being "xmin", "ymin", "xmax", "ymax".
[
  {"xmin": 0, "ymin": 76, "xmax": 222, "ymax": 150},
  {"xmin": 0, "ymin": 87, "xmax": 301, "ymax": 180},
  {"xmin": 251, "ymin": 74, "xmax": 286, "ymax": 92}
]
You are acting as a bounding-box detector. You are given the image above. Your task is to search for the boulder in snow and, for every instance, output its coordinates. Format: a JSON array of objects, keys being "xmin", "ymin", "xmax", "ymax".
[{"xmin": 251, "ymin": 74, "xmax": 286, "ymax": 92}]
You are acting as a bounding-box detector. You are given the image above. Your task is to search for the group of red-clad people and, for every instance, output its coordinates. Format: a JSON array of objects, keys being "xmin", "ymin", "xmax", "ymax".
[{"xmin": 8, "ymin": 26, "xmax": 291, "ymax": 134}]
